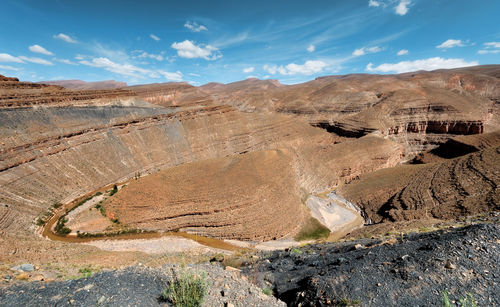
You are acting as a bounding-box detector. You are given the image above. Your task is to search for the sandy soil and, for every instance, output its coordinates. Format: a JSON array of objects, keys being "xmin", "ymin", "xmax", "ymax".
[{"xmin": 83, "ymin": 236, "xmax": 230, "ymax": 254}]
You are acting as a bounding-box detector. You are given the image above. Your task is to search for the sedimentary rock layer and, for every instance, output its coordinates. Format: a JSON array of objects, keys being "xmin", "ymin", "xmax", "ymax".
[
  {"xmin": 0, "ymin": 104, "xmax": 329, "ymax": 234},
  {"xmin": 104, "ymin": 149, "xmax": 304, "ymax": 241},
  {"xmin": 338, "ymin": 140, "xmax": 500, "ymax": 223}
]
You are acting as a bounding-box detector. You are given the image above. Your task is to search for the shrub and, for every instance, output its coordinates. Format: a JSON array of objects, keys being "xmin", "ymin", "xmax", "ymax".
[
  {"xmin": 109, "ymin": 184, "xmax": 118, "ymax": 196},
  {"xmin": 262, "ymin": 287, "xmax": 273, "ymax": 296},
  {"xmin": 55, "ymin": 217, "xmax": 71, "ymax": 235},
  {"xmin": 442, "ymin": 290, "xmax": 477, "ymax": 307},
  {"xmin": 161, "ymin": 269, "xmax": 208, "ymax": 307}
]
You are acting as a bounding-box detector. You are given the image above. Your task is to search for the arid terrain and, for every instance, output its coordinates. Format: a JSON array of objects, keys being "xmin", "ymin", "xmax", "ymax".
[{"xmin": 0, "ymin": 66, "xmax": 499, "ymax": 305}]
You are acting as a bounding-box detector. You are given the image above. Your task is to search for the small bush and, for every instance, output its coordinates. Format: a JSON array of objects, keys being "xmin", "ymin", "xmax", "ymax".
[
  {"xmin": 36, "ymin": 217, "xmax": 46, "ymax": 226},
  {"xmin": 262, "ymin": 287, "xmax": 273, "ymax": 296},
  {"xmin": 109, "ymin": 184, "xmax": 118, "ymax": 196},
  {"xmin": 55, "ymin": 217, "xmax": 71, "ymax": 235},
  {"xmin": 78, "ymin": 267, "xmax": 93, "ymax": 278},
  {"xmin": 52, "ymin": 203, "xmax": 62, "ymax": 209},
  {"xmin": 442, "ymin": 290, "xmax": 477, "ymax": 307},
  {"xmin": 161, "ymin": 269, "xmax": 208, "ymax": 307}
]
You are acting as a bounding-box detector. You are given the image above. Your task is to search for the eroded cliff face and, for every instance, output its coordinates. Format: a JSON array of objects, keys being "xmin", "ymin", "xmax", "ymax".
[
  {"xmin": 190, "ymin": 66, "xmax": 500, "ymax": 155},
  {"xmin": 0, "ymin": 102, "xmax": 336, "ymax": 234},
  {"xmin": 1, "ymin": 67, "xmax": 498, "ymax": 240}
]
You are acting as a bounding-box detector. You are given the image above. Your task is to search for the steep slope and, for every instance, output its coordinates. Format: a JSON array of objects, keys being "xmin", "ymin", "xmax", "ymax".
[
  {"xmin": 196, "ymin": 66, "xmax": 500, "ymax": 154},
  {"xmin": 337, "ymin": 133, "xmax": 500, "ymax": 223}
]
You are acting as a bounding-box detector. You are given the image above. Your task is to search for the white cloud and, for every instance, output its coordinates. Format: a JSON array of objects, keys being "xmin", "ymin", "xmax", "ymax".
[
  {"xmin": 368, "ymin": 0, "xmax": 380, "ymax": 7},
  {"xmin": 353, "ymin": 46, "xmax": 382, "ymax": 56},
  {"xmin": 0, "ymin": 53, "xmax": 24, "ymax": 63},
  {"xmin": 54, "ymin": 58, "xmax": 78, "ymax": 65},
  {"xmin": 395, "ymin": 0, "xmax": 411, "ymax": 15},
  {"xmin": 53, "ymin": 33, "xmax": 77, "ymax": 43},
  {"xmin": 136, "ymin": 51, "xmax": 164, "ymax": 61},
  {"xmin": 264, "ymin": 60, "xmax": 328, "ymax": 76},
  {"xmin": 286, "ymin": 60, "xmax": 328, "ymax": 75},
  {"xmin": 80, "ymin": 57, "xmax": 150, "ymax": 77},
  {"xmin": 150, "ymin": 34, "xmax": 160, "ymax": 41},
  {"xmin": 29, "ymin": 44, "xmax": 53, "ymax": 56},
  {"xmin": 0, "ymin": 65, "xmax": 19, "ymax": 71},
  {"xmin": 478, "ymin": 42, "xmax": 500, "ymax": 54},
  {"xmin": 188, "ymin": 73, "xmax": 200, "ymax": 77},
  {"xmin": 366, "ymin": 57, "xmax": 478, "ymax": 74},
  {"xmin": 243, "ymin": 67, "xmax": 255, "ymax": 73},
  {"xmin": 478, "ymin": 49, "xmax": 500, "ymax": 54},
  {"xmin": 484, "ymin": 42, "xmax": 500, "ymax": 48},
  {"xmin": 263, "ymin": 64, "xmax": 287, "ymax": 75},
  {"xmin": 184, "ymin": 21, "xmax": 208, "ymax": 32},
  {"xmin": 158, "ymin": 70, "xmax": 183, "ymax": 82},
  {"xmin": 437, "ymin": 39, "xmax": 464, "ymax": 49},
  {"xmin": 18, "ymin": 56, "xmax": 53, "ymax": 65},
  {"xmin": 307, "ymin": 44, "xmax": 315, "ymax": 52},
  {"xmin": 171, "ymin": 40, "xmax": 221, "ymax": 60},
  {"xmin": 79, "ymin": 57, "xmax": 182, "ymax": 81},
  {"xmin": 397, "ymin": 49, "xmax": 409, "ymax": 56}
]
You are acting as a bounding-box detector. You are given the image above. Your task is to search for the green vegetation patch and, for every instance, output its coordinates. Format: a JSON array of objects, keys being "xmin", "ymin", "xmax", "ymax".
[
  {"xmin": 161, "ymin": 269, "xmax": 208, "ymax": 307},
  {"xmin": 294, "ymin": 216, "xmax": 330, "ymax": 241}
]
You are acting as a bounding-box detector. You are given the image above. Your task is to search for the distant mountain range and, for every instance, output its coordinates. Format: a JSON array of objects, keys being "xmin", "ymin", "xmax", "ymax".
[{"xmin": 39, "ymin": 79, "xmax": 127, "ymax": 90}]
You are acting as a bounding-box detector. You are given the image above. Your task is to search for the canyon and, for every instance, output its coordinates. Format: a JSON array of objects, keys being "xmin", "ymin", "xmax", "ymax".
[{"xmin": 0, "ymin": 65, "xmax": 499, "ymax": 305}]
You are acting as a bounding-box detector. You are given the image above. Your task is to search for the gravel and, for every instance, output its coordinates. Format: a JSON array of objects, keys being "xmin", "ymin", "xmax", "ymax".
[
  {"xmin": 243, "ymin": 223, "xmax": 500, "ymax": 306},
  {"xmin": 0, "ymin": 264, "xmax": 285, "ymax": 307}
]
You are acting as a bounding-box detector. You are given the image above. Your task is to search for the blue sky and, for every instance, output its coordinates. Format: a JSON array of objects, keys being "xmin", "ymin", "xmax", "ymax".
[{"xmin": 0, "ymin": 0, "xmax": 499, "ymax": 85}]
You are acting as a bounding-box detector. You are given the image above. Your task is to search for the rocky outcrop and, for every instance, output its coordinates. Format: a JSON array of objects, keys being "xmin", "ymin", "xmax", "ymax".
[
  {"xmin": 337, "ymin": 137, "xmax": 500, "ymax": 223},
  {"xmin": 191, "ymin": 66, "xmax": 500, "ymax": 154},
  {"xmin": 244, "ymin": 223, "xmax": 500, "ymax": 306}
]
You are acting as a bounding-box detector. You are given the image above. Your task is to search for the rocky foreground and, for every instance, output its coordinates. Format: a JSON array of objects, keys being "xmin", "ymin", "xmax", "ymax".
[
  {"xmin": 1, "ymin": 222, "xmax": 498, "ymax": 306},
  {"xmin": 244, "ymin": 222, "xmax": 500, "ymax": 306}
]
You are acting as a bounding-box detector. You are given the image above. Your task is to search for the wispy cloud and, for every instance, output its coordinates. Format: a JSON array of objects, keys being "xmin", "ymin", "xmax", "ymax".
[
  {"xmin": 366, "ymin": 57, "xmax": 478, "ymax": 74},
  {"xmin": 395, "ymin": 0, "xmax": 411, "ymax": 16},
  {"xmin": 134, "ymin": 50, "xmax": 164, "ymax": 61},
  {"xmin": 478, "ymin": 42, "xmax": 500, "ymax": 54},
  {"xmin": 352, "ymin": 46, "xmax": 382, "ymax": 56},
  {"xmin": 397, "ymin": 49, "xmax": 408, "ymax": 56},
  {"xmin": 307, "ymin": 44, "xmax": 315, "ymax": 52},
  {"xmin": 53, "ymin": 33, "xmax": 77, "ymax": 43},
  {"xmin": 0, "ymin": 64, "xmax": 19, "ymax": 71},
  {"xmin": 368, "ymin": 0, "xmax": 381, "ymax": 7},
  {"xmin": 18, "ymin": 56, "xmax": 53, "ymax": 66},
  {"xmin": 54, "ymin": 58, "xmax": 78, "ymax": 65},
  {"xmin": 150, "ymin": 34, "xmax": 160, "ymax": 41},
  {"xmin": 243, "ymin": 67, "xmax": 254, "ymax": 73},
  {"xmin": 158, "ymin": 70, "xmax": 183, "ymax": 81},
  {"xmin": 0, "ymin": 53, "xmax": 24, "ymax": 63},
  {"xmin": 79, "ymin": 56, "xmax": 182, "ymax": 81},
  {"xmin": 29, "ymin": 45, "xmax": 53, "ymax": 56},
  {"xmin": 184, "ymin": 21, "xmax": 208, "ymax": 32},
  {"xmin": 171, "ymin": 40, "xmax": 221, "ymax": 60},
  {"xmin": 437, "ymin": 39, "xmax": 465, "ymax": 49},
  {"xmin": 79, "ymin": 57, "xmax": 150, "ymax": 77}
]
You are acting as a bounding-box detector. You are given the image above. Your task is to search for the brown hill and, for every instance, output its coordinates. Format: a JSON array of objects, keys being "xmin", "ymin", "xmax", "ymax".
[
  {"xmin": 337, "ymin": 132, "xmax": 500, "ymax": 223},
  {"xmin": 192, "ymin": 65, "xmax": 500, "ymax": 154},
  {"xmin": 40, "ymin": 80, "xmax": 127, "ymax": 90},
  {"xmin": 103, "ymin": 149, "xmax": 304, "ymax": 241}
]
